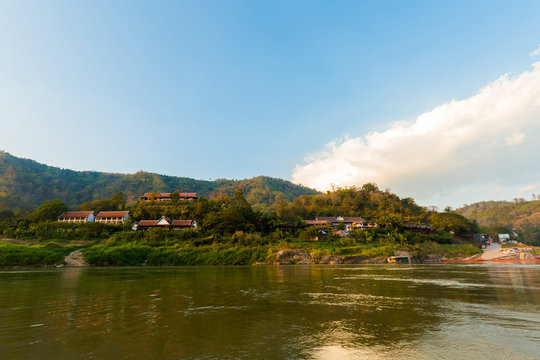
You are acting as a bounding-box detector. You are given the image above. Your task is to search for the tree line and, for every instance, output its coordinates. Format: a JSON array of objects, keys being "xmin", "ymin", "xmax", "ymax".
[{"xmin": 0, "ymin": 184, "xmax": 479, "ymax": 246}]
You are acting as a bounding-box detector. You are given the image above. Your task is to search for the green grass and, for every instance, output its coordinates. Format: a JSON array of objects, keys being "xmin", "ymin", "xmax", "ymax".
[
  {"xmin": 83, "ymin": 244, "xmax": 152, "ymax": 266},
  {"xmin": 0, "ymin": 243, "xmax": 82, "ymax": 266},
  {"xmin": 413, "ymin": 242, "xmax": 482, "ymax": 259},
  {"xmin": 2, "ymin": 236, "xmax": 483, "ymax": 267},
  {"xmin": 146, "ymin": 246, "xmax": 269, "ymax": 266}
]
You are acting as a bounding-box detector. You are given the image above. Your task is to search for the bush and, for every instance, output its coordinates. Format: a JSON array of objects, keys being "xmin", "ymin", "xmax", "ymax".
[
  {"xmin": 1, "ymin": 221, "xmax": 122, "ymax": 241},
  {"xmin": 146, "ymin": 246, "xmax": 268, "ymax": 266},
  {"xmin": 83, "ymin": 244, "xmax": 152, "ymax": 266},
  {"xmin": 0, "ymin": 243, "xmax": 79, "ymax": 266},
  {"xmin": 412, "ymin": 242, "xmax": 481, "ymax": 259}
]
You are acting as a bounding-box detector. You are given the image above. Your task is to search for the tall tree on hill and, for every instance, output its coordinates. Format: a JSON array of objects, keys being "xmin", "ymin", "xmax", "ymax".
[
  {"xmin": 77, "ymin": 192, "xmax": 126, "ymax": 212},
  {"xmin": 32, "ymin": 199, "xmax": 69, "ymax": 222}
]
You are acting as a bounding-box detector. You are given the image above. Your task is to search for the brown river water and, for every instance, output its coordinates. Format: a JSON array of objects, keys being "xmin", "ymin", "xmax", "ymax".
[{"xmin": 1, "ymin": 264, "xmax": 539, "ymax": 359}]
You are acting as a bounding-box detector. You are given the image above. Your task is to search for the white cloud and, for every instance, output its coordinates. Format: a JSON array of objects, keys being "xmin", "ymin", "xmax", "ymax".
[
  {"xmin": 530, "ymin": 44, "xmax": 540, "ymax": 57},
  {"xmin": 505, "ymin": 132, "xmax": 526, "ymax": 145},
  {"xmin": 519, "ymin": 183, "xmax": 540, "ymax": 194},
  {"xmin": 292, "ymin": 62, "xmax": 540, "ymax": 207}
]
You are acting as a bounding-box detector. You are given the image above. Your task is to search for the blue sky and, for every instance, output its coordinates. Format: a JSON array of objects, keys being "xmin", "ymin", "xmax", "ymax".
[{"xmin": 1, "ymin": 1, "xmax": 540, "ymax": 208}]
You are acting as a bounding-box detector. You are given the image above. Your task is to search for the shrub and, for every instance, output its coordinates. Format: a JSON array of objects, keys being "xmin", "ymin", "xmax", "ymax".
[
  {"xmin": 83, "ymin": 244, "xmax": 152, "ymax": 266},
  {"xmin": 0, "ymin": 243, "xmax": 79, "ymax": 266}
]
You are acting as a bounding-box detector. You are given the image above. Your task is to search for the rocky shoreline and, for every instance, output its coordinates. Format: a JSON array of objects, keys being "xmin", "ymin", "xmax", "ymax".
[{"xmin": 264, "ymin": 249, "xmax": 431, "ymax": 265}]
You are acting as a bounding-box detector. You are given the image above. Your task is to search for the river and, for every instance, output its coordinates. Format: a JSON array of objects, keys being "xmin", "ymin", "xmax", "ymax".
[{"xmin": 1, "ymin": 264, "xmax": 539, "ymax": 359}]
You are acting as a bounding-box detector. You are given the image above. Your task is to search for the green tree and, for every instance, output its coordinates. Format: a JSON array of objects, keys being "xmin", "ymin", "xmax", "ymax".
[
  {"xmin": 234, "ymin": 187, "xmax": 249, "ymax": 207},
  {"xmin": 31, "ymin": 199, "xmax": 69, "ymax": 222},
  {"xmin": 110, "ymin": 192, "xmax": 126, "ymax": 209},
  {"xmin": 78, "ymin": 192, "xmax": 126, "ymax": 212},
  {"xmin": 170, "ymin": 191, "xmax": 180, "ymax": 203},
  {"xmin": 430, "ymin": 212, "xmax": 477, "ymax": 236},
  {"xmin": 0, "ymin": 209, "xmax": 15, "ymax": 221}
]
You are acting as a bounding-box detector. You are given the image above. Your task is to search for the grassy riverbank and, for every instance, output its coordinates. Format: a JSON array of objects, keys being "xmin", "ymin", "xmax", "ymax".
[
  {"xmin": 1, "ymin": 184, "xmax": 485, "ymax": 267},
  {"xmin": 82, "ymin": 241, "xmax": 481, "ymax": 266},
  {"xmin": 0, "ymin": 243, "xmax": 83, "ymax": 267},
  {"xmin": 0, "ymin": 236, "xmax": 481, "ymax": 267}
]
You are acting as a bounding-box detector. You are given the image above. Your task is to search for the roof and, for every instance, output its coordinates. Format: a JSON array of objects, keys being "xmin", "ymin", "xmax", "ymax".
[
  {"xmin": 156, "ymin": 216, "xmax": 172, "ymax": 225},
  {"xmin": 342, "ymin": 217, "xmax": 366, "ymax": 223},
  {"xmin": 95, "ymin": 211, "xmax": 129, "ymax": 219},
  {"xmin": 137, "ymin": 220, "xmax": 158, "ymax": 227},
  {"xmin": 403, "ymin": 225, "xmax": 435, "ymax": 230},
  {"xmin": 172, "ymin": 220, "xmax": 194, "ymax": 226},
  {"xmin": 142, "ymin": 192, "xmax": 196, "ymax": 198},
  {"xmin": 305, "ymin": 220, "xmax": 330, "ymax": 225},
  {"xmin": 315, "ymin": 217, "xmax": 335, "ymax": 222},
  {"xmin": 316, "ymin": 216, "xmax": 366, "ymax": 223},
  {"xmin": 58, "ymin": 211, "xmax": 93, "ymax": 219}
]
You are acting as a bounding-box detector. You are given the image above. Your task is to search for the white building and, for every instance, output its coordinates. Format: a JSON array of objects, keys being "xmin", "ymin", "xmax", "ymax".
[
  {"xmin": 58, "ymin": 211, "xmax": 95, "ymax": 223},
  {"xmin": 95, "ymin": 211, "xmax": 129, "ymax": 224}
]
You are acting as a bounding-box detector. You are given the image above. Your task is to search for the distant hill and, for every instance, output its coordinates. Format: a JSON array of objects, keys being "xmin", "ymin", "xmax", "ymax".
[
  {"xmin": 0, "ymin": 151, "xmax": 319, "ymax": 210},
  {"xmin": 456, "ymin": 200, "xmax": 540, "ymax": 229}
]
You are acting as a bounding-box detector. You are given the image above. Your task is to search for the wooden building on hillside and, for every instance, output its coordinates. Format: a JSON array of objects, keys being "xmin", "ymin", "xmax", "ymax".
[
  {"xmin": 133, "ymin": 216, "xmax": 198, "ymax": 231},
  {"xmin": 302, "ymin": 216, "xmax": 376, "ymax": 230},
  {"xmin": 178, "ymin": 193, "xmax": 197, "ymax": 201},
  {"xmin": 134, "ymin": 219, "xmax": 159, "ymax": 230},
  {"xmin": 95, "ymin": 211, "xmax": 129, "ymax": 224},
  {"xmin": 316, "ymin": 216, "xmax": 368, "ymax": 229},
  {"xmin": 133, "ymin": 216, "xmax": 171, "ymax": 230},
  {"xmin": 58, "ymin": 211, "xmax": 95, "ymax": 223},
  {"xmin": 172, "ymin": 220, "xmax": 198, "ymax": 230},
  {"xmin": 140, "ymin": 192, "xmax": 198, "ymax": 202},
  {"xmin": 155, "ymin": 216, "xmax": 172, "ymax": 227},
  {"xmin": 403, "ymin": 225, "xmax": 436, "ymax": 235},
  {"xmin": 304, "ymin": 220, "xmax": 330, "ymax": 226}
]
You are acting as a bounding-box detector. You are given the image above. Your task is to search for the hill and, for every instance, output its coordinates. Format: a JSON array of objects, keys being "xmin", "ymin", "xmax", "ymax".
[
  {"xmin": 0, "ymin": 151, "xmax": 319, "ymax": 210},
  {"xmin": 456, "ymin": 200, "xmax": 540, "ymax": 228},
  {"xmin": 456, "ymin": 200, "xmax": 540, "ymax": 245}
]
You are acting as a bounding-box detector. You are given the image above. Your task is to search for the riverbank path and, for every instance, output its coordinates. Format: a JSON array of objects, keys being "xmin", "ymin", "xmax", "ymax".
[
  {"xmin": 481, "ymin": 242, "xmax": 502, "ymax": 260},
  {"xmin": 64, "ymin": 250, "xmax": 88, "ymax": 267}
]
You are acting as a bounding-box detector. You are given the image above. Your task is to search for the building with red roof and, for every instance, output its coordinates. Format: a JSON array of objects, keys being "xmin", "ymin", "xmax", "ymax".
[
  {"xmin": 140, "ymin": 192, "xmax": 198, "ymax": 202},
  {"xmin": 58, "ymin": 211, "xmax": 95, "ymax": 223},
  {"xmin": 95, "ymin": 211, "xmax": 130, "ymax": 224}
]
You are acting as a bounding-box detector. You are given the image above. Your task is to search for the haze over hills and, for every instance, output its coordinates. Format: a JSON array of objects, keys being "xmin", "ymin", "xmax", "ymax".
[{"xmin": 0, "ymin": 151, "xmax": 319, "ymax": 210}]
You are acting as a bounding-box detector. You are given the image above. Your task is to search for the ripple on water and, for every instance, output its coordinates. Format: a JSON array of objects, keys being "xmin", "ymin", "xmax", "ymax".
[
  {"xmin": 180, "ymin": 305, "xmax": 249, "ymax": 316},
  {"xmin": 336, "ymin": 274, "xmax": 540, "ymax": 290},
  {"xmin": 298, "ymin": 292, "xmax": 425, "ymax": 309}
]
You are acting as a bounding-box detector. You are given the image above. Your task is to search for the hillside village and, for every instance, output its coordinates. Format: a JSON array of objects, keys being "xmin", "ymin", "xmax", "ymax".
[
  {"xmin": 1, "ymin": 155, "xmax": 539, "ymax": 267},
  {"xmin": 54, "ymin": 191, "xmax": 443, "ymax": 240}
]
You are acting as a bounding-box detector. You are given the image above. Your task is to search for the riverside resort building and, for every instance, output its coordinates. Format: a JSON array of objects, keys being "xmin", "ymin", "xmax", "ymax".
[
  {"xmin": 140, "ymin": 192, "xmax": 197, "ymax": 202},
  {"xmin": 57, "ymin": 211, "xmax": 95, "ymax": 223},
  {"xmin": 53, "ymin": 190, "xmax": 386, "ymax": 236},
  {"xmin": 56, "ymin": 190, "xmax": 196, "ymax": 225},
  {"xmin": 304, "ymin": 216, "xmax": 377, "ymax": 230},
  {"xmin": 133, "ymin": 216, "xmax": 198, "ymax": 231},
  {"xmin": 94, "ymin": 211, "xmax": 130, "ymax": 224}
]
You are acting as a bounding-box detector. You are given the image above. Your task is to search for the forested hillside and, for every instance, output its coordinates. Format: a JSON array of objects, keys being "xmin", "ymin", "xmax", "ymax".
[
  {"xmin": 275, "ymin": 183, "xmax": 426, "ymax": 222},
  {"xmin": 0, "ymin": 151, "xmax": 318, "ymax": 210},
  {"xmin": 457, "ymin": 200, "xmax": 540, "ymax": 228},
  {"xmin": 457, "ymin": 200, "xmax": 540, "ymax": 245}
]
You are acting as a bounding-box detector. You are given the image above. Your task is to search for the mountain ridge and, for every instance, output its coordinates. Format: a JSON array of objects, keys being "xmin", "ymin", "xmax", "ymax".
[{"xmin": 0, "ymin": 151, "xmax": 319, "ymax": 210}]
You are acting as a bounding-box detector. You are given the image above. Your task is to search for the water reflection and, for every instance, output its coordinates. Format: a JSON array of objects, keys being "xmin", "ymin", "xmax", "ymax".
[{"xmin": 0, "ymin": 265, "xmax": 539, "ymax": 359}]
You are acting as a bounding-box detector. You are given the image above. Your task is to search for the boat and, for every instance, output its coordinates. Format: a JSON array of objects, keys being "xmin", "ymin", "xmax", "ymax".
[{"xmin": 387, "ymin": 256, "xmax": 410, "ymax": 263}]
